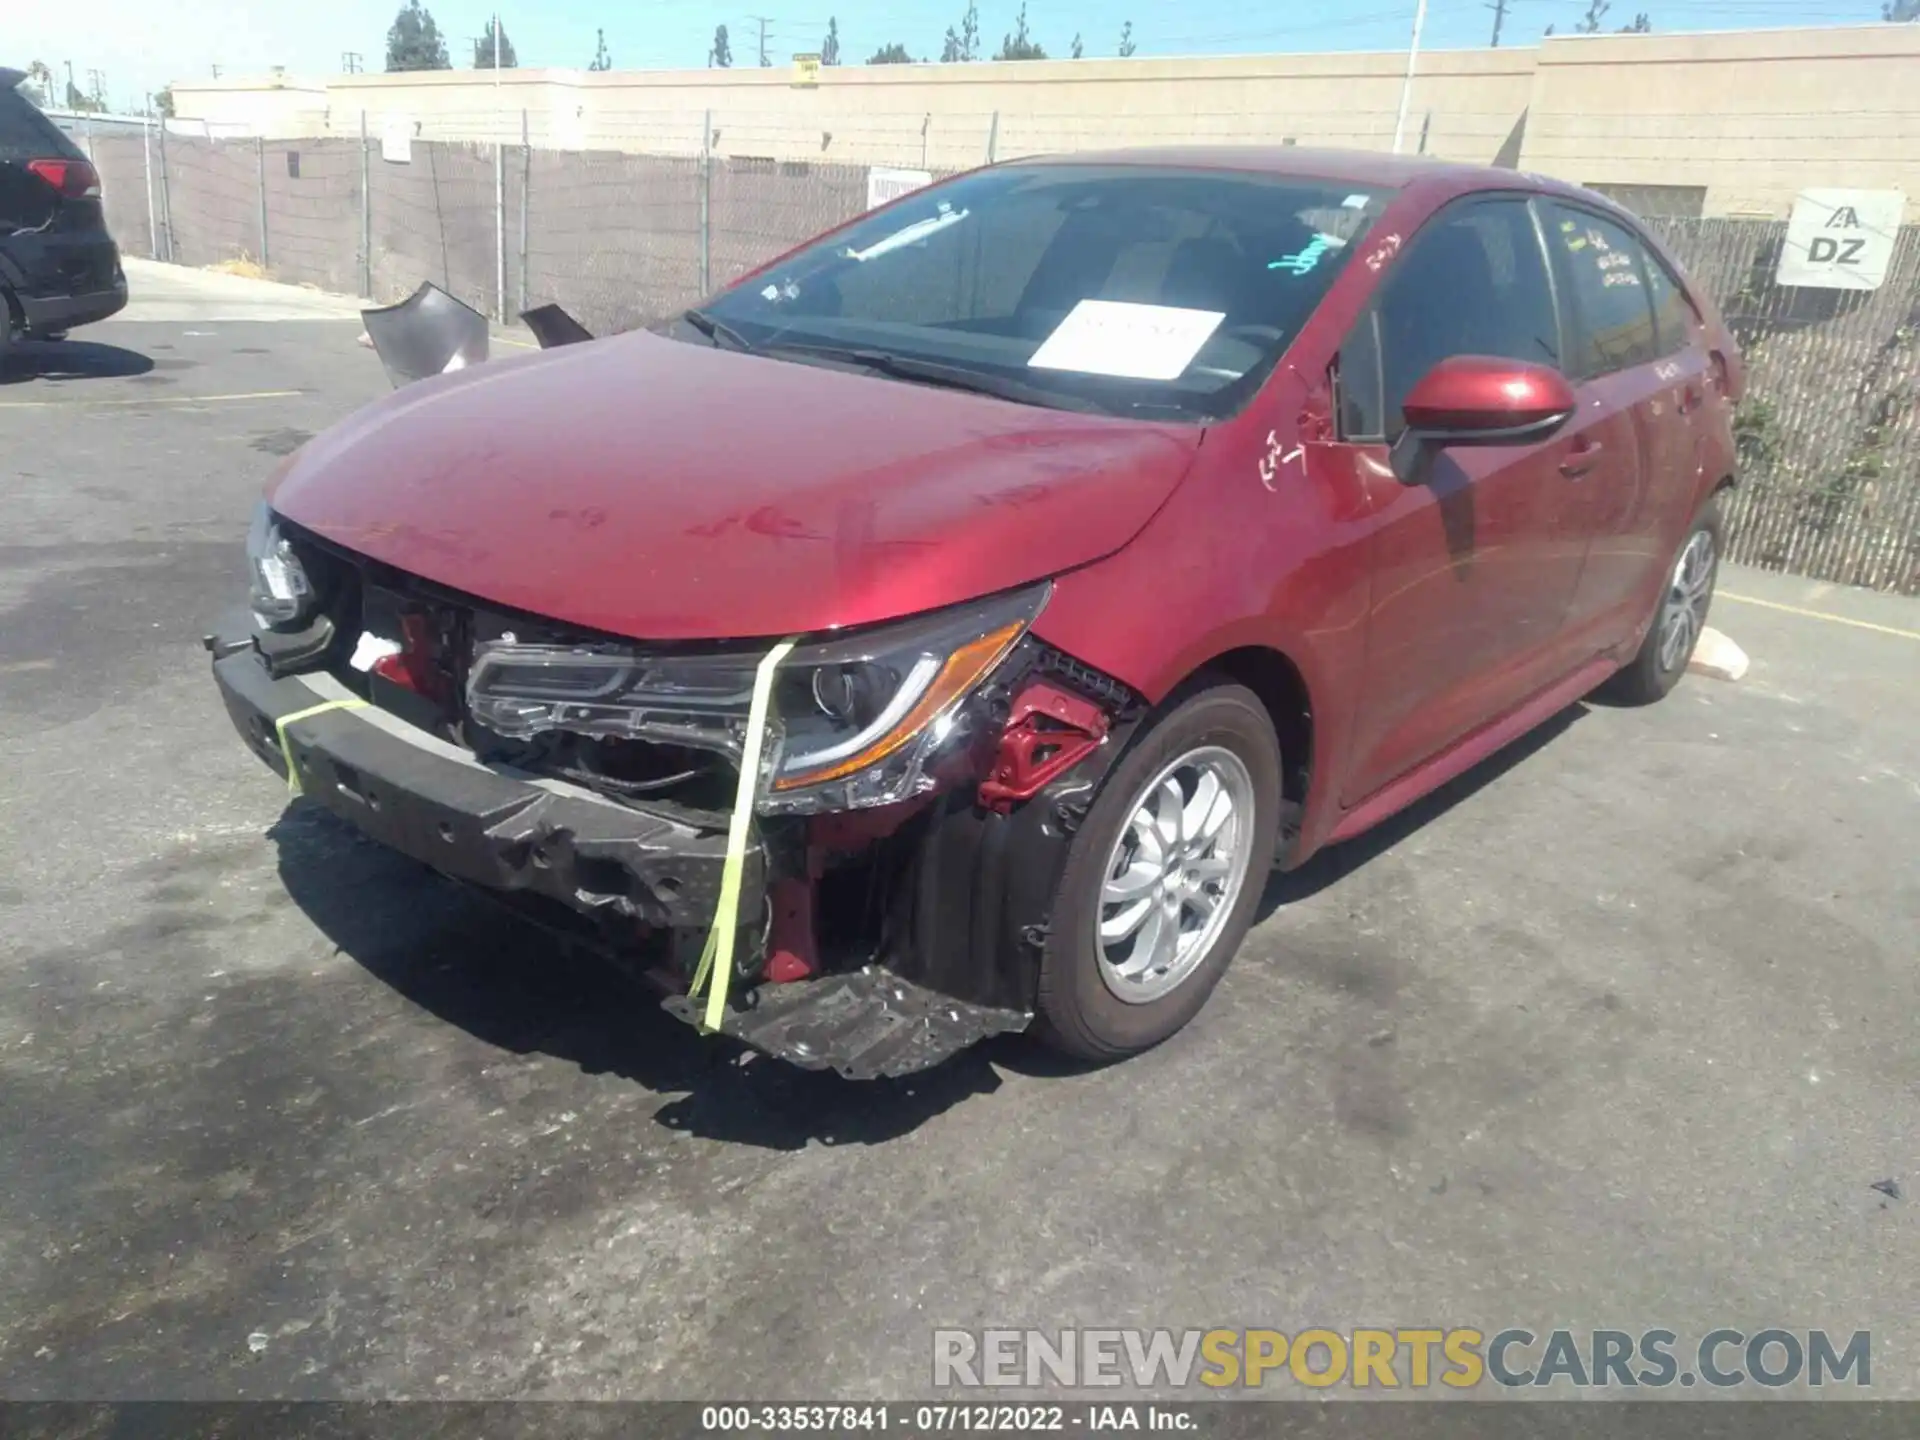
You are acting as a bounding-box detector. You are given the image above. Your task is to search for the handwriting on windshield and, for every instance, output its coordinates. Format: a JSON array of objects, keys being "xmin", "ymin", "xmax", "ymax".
[
  {"xmin": 843, "ymin": 206, "xmax": 970, "ymax": 263},
  {"xmin": 1270, "ymin": 233, "xmax": 1341, "ymax": 276}
]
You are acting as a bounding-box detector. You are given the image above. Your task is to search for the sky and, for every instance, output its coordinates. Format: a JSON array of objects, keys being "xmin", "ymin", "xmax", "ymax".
[{"xmin": 8, "ymin": 0, "xmax": 1889, "ymax": 117}]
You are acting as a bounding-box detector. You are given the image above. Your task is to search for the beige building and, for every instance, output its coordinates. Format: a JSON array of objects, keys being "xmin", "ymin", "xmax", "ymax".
[{"xmin": 170, "ymin": 23, "xmax": 1920, "ymax": 218}]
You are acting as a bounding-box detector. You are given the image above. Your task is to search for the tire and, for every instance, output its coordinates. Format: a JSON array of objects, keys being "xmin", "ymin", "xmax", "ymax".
[
  {"xmin": 1033, "ymin": 679, "xmax": 1282, "ymax": 1061},
  {"xmin": 1602, "ymin": 493, "xmax": 1725, "ymax": 706}
]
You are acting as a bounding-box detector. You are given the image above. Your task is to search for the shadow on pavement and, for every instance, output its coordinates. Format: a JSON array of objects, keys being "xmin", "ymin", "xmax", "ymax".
[
  {"xmin": 268, "ymin": 703, "xmax": 1592, "ymax": 1144},
  {"xmin": 1257, "ymin": 700, "xmax": 1589, "ymax": 918},
  {"xmin": 270, "ymin": 805, "xmax": 1007, "ymax": 1150},
  {"xmin": 0, "ymin": 339, "xmax": 155, "ymax": 383}
]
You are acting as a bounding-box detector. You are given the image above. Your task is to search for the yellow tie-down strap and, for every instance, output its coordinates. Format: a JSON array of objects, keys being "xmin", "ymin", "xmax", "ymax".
[
  {"xmin": 688, "ymin": 639, "xmax": 796, "ymax": 1032},
  {"xmin": 273, "ymin": 697, "xmax": 369, "ymax": 796}
]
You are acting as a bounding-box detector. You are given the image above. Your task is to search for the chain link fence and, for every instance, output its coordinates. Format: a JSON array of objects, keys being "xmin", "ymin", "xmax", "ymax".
[
  {"xmin": 83, "ymin": 117, "xmax": 1920, "ymax": 594},
  {"xmin": 1648, "ymin": 219, "xmax": 1920, "ymax": 594}
]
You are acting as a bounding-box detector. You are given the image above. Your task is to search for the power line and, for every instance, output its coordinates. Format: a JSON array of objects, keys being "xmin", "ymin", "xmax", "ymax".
[
  {"xmin": 746, "ymin": 15, "xmax": 774, "ymax": 66},
  {"xmin": 1148, "ymin": 7, "xmax": 1480, "ymax": 49}
]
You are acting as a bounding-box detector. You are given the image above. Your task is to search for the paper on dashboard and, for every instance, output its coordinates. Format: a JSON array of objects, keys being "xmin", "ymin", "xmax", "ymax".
[{"xmin": 1027, "ymin": 300, "xmax": 1226, "ymax": 382}]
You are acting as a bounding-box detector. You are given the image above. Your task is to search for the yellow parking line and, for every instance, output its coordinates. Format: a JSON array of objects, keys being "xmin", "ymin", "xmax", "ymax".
[
  {"xmin": 494, "ymin": 333, "xmax": 538, "ymax": 350},
  {"xmin": 0, "ymin": 388, "xmax": 303, "ymax": 409},
  {"xmin": 1719, "ymin": 591, "xmax": 1920, "ymax": 641}
]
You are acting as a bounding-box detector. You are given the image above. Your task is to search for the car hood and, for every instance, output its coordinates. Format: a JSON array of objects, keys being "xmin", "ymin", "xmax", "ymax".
[{"xmin": 269, "ymin": 332, "xmax": 1204, "ymax": 641}]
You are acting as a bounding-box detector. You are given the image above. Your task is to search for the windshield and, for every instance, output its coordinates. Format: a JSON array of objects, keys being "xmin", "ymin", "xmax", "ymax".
[{"xmin": 693, "ymin": 164, "xmax": 1391, "ymax": 422}]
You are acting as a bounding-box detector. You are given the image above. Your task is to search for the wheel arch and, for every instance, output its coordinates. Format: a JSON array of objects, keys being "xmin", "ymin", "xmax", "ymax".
[{"xmin": 1189, "ymin": 644, "xmax": 1313, "ymax": 818}]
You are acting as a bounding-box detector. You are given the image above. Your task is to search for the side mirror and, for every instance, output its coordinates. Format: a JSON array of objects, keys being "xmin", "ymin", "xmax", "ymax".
[{"xmin": 1399, "ymin": 355, "xmax": 1576, "ymax": 446}]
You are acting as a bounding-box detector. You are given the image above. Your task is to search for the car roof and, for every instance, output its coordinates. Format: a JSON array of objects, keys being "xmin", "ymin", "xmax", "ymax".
[{"xmin": 1006, "ymin": 145, "xmax": 1571, "ymax": 199}]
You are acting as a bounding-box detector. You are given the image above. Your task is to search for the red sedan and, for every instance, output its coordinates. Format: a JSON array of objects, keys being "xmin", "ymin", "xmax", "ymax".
[{"xmin": 213, "ymin": 148, "xmax": 1741, "ymax": 1077}]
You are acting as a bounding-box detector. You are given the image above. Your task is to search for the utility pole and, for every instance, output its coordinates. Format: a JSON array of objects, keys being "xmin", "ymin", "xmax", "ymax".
[
  {"xmin": 750, "ymin": 15, "xmax": 773, "ymax": 66},
  {"xmin": 342, "ymin": 51, "xmax": 363, "ymax": 73},
  {"xmin": 1486, "ymin": 0, "xmax": 1508, "ymax": 47},
  {"xmin": 87, "ymin": 69, "xmax": 106, "ymax": 108},
  {"xmin": 64, "ymin": 60, "xmax": 75, "ymax": 105},
  {"xmin": 1390, "ymin": 0, "xmax": 1428, "ymax": 156}
]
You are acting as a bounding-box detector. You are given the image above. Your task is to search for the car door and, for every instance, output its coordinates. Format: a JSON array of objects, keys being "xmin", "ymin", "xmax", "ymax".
[
  {"xmin": 1334, "ymin": 195, "xmax": 1597, "ymax": 807},
  {"xmin": 1539, "ymin": 203, "xmax": 1695, "ymax": 651},
  {"xmin": 1634, "ymin": 245, "xmax": 1716, "ymax": 605}
]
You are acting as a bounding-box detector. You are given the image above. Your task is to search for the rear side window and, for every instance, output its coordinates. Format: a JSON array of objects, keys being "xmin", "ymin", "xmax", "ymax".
[
  {"xmin": 1643, "ymin": 257, "xmax": 1695, "ymax": 357},
  {"xmin": 0, "ymin": 88, "xmax": 86, "ymax": 163},
  {"xmin": 1547, "ymin": 204, "xmax": 1660, "ymax": 377},
  {"xmin": 1338, "ymin": 196, "xmax": 1561, "ymax": 442}
]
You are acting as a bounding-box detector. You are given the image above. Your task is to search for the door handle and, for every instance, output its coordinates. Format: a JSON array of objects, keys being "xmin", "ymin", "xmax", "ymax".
[{"xmin": 1560, "ymin": 437, "xmax": 1602, "ymax": 479}]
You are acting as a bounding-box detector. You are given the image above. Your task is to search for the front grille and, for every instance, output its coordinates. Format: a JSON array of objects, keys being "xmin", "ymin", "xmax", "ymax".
[{"xmin": 285, "ymin": 527, "xmax": 746, "ymax": 815}]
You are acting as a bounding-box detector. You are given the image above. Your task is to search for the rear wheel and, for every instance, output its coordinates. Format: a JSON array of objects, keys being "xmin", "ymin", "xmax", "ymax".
[
  {"xmin": 1602, "ymin": 494, "xmax": 1723, "ymax": 705},
  {"xmin": 0, "ymin": 289, "xmax": 19, "ymax": 366},
  {"xmin": 1033, "ymin": 680, "xmax": 1281, "ymax": 1061}
]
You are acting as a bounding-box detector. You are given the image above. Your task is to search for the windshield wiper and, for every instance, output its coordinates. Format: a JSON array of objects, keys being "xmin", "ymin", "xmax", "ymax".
[
  {"xmin": 766, "ymin": 344, "xmax": 1108, "ymax": 414},
  {"xmin": 679, "ymin": 308, "xmax": 756, "ymax": 353}
]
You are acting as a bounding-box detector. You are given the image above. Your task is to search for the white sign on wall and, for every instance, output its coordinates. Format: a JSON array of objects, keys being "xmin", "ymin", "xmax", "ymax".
[
  {"xmin": 380, "ymin": 116, "xmax": 414, "ymax": 164},
  {"xmin": 1775, "ymin": 188, "xmax": 1904, "ymax": 291},
  {"xmin": 866, "ymin": 166, "xmax": 932, "ymax": 211}
]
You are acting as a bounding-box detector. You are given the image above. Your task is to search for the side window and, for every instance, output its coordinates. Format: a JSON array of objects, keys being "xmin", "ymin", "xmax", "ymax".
[
  {"xmin": 1336, "ymin": 306, "xmax": 1384, "ymax": 441},
  {"xmin": 1547, "ymin": 204, "xmax": 1659, "ymax": 377},
  {"xmin": 1643, "ymin": 256, "xmax": 1695, "ymax": 357},
  {"xmin": 1337, "ymin": 197, "xmax": 1560, "ymax": 442},
  {"xmin": 0, "ymin": 90, "xmax": 85, "ymax": 162}
]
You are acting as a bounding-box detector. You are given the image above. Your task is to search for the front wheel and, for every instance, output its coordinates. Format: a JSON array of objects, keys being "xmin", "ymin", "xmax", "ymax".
[
  {"xmin": 1033, "ymin": 680, "xmax": 1281, "ymax": 1061},
  {"xmin": 1602, "ymin": 494, "xmax": 1724, "ymax": 706}
]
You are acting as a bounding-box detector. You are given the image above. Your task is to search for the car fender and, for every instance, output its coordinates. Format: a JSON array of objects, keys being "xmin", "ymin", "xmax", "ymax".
[{"xmin": 1032, "ymin": 406, "xmax": 1378, "ymax": 864}]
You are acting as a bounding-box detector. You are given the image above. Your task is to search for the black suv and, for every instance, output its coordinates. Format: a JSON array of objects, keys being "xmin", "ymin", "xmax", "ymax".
[{"xmin": 1, "ymin": 68, "xmax": 126, "ymax": 350}]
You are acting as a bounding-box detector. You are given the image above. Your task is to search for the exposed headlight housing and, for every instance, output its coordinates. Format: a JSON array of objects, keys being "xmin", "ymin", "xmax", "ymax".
[
  {"xmin": 466, "ymin": 584, "xmax": 1048, "ymax": 812},
  {"xmin": 246, "ymin": 501, "xmax": 315, "ymax": 630}
]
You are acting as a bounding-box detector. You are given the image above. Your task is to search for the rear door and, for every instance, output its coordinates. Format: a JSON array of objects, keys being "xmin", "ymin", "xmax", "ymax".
[
  {"xmin": 1540, "ymin": 203, "xmax": 1699, "ymax": 650},
  {"xmin": 1634, "ymin": 247, "xmax": 1715, "ymax": 592},
  {"xmin": 1334, "ymin": 194, "xmax": 1592, "ymax": 806}
]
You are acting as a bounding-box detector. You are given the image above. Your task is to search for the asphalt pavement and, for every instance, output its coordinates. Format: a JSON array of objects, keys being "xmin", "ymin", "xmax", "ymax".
[{"xmin": 0, "ymin": 261, "xmax": 1914, "ymax": 1402}]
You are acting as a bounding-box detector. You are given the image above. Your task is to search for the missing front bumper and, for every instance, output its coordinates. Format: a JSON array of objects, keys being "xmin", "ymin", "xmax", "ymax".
[
  {"xmin": 213, "ymin": 636, "xmax": 1131, "ymax": 1079},
  {"xmin": 213, "ymin": 647, "xmax": 759, "ymax": 934}
]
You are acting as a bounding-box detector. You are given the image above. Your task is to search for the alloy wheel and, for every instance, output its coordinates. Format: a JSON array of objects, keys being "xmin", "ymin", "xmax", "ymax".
[
  {"xmin": 1658, "ymin": 528, "xmax": 1716, "ymax": 673},
  {"xmin": 1094, "ymin": 745, "xmax": 1257, "ymax": 1005}
]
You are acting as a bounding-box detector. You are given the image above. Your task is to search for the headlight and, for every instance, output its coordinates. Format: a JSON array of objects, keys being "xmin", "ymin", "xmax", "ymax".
[
  {"xmin": 246, "ymin": 501, "xmax": 315, "ymax": 630},
  {"xmin": 466, "ymin": 584, "xmax": 1048, "ymax": 812}
]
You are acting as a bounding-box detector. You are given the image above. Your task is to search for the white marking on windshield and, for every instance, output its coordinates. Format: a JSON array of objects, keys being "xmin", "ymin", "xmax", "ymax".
[{"xmin": 843, "ymin": 206, "xmax": 970, "ymax": 262}]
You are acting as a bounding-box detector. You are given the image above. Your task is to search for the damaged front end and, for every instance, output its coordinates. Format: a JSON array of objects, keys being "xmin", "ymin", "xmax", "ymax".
[{"xmin": 214, "ymin": 509, "xmax": 1139, "ymax": 1078}]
